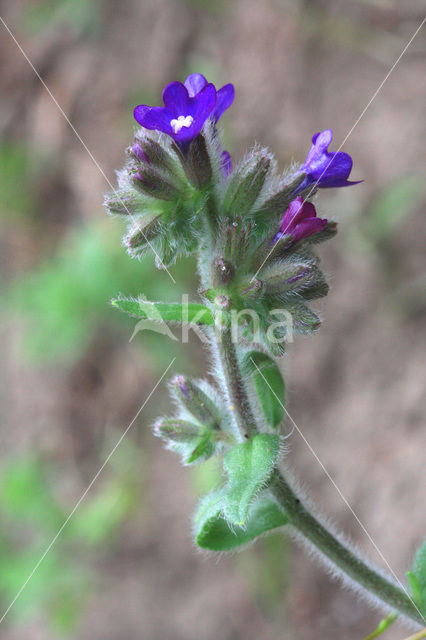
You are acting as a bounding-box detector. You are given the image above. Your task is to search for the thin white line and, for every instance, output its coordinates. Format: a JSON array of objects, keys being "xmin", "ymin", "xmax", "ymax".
[
  {"xmin": 251, "ymin": 16, "xmax": 425, "ymax": 281},
  {"xmin": 0, "ymin": 16, "xmax": 176, "ymax": 284},
  {"xmin": 0, "ymin": 357, "xmax": 176, "ymax": 625},
  {"xmin": 250, "ymin": 357, "xmax": 425, "ymax": 623}
]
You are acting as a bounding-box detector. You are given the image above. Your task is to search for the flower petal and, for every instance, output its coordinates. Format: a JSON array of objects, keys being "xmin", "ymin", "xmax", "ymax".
[
  {"xmin": 184, "ymin": 73, "xmax": 208, "ymax": 97},
  {"xmin": 133, "ymin": 105, "xmax": 174, "ymax": 136},
  {"xmin": 162, "ymin": 81, "xmax": 190, "ymax": 115},
  {"xmin": 292, "ymin": 217, "xmax": 327, "ymax": 243},
  {"xmin": 189, "ymin": 83, "xmax": 216, "ymax": 120},
  {"xmin": 280, "ymin": 197, "xmax": 317, "ymax": 233},
  {"xmin": 212, "ymin": 83, "xmax": 235, "ymax": 122}
]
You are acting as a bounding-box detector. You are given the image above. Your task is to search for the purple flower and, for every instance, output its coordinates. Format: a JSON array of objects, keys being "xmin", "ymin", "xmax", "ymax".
[
  {"xmin": 184, "ymin": 73, "xmax": 234, "ymax": 123},
  {"xmin": 275, "ymin": 197, "xmax": 327, "ymax": 244},
  {"xmin": 294, "ymin": 129, "xmax": 362, "ymax": 193},
  {"xmin": 133, "ymin": 74, "xmax": 234, "ymax": 145},
  {"xmin": 134, "ymin": 81, "xmax": 216, "ymax": 144}
]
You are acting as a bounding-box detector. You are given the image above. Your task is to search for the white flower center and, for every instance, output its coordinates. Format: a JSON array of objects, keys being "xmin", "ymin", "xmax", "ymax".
[{"xmin": 170, "ymin": 115, "xmax": 194, "ymax": 134}]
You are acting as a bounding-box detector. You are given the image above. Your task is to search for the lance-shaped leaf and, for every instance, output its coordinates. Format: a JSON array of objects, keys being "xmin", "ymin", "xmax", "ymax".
[
  {"xmin": 194, "ymin": 490, "xmax": 288, "ymax": 551},
  {"xmin": 241, "ymin": 352, "xmax": 285, "ymax": 428},
  {"xmin": 223, "ymin": 434, "xmax": 280, "ymax": 525},
  {"xmin": 111, "ymin": 297, "xmax": 214, "ymax": 325}
]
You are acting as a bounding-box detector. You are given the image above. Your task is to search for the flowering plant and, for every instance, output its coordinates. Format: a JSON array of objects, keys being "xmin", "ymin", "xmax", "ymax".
[{"xmin": 105, "ymin": 73, "xmax": 425, "ymax": 634}]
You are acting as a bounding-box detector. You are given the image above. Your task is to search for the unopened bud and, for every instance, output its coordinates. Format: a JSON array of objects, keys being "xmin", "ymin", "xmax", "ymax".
[
  {"xmin": 131, "ymin": 166, "xmax": 180, "ymax": 201},
  {"xmin": 172, "ymin": 376, "xmax": 221, "ymax": 429},
  {"xmin": 254, "ymin": 173, "xmax": 306, "ymax": 220},
  {"xmin": 291, "ymin": 303, "xmax": 321, "ymax": 334},
  {"xmin": 224, "ymin": 155, "xmax": 271, "ymax": 217},
  {"xmin": 263, "ymin": 263, "xmax": 313, "ymax": 295},
  {"xmin": 213, "ymin": 257, "xmax": 235, "ymax": 287},
  {"xmin": 155, "ymin": 418, "xmax": 202, "ymax": 443},
  {"xmin": 237, "ymin": 276, "xmax": 263, "ymax": 301},
  {"xmin": 104, "ymin": 192, "xmax": 141, "ymax": 217},
  {"xmin": 124, "ymin": 215, "xmax": 162, "ymax": 253}
]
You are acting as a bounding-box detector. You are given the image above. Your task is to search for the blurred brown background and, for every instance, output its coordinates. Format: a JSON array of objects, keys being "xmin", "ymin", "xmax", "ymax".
[{"xmin": 1, "ymin": 0, "xmax": 425, "ymax": 638}]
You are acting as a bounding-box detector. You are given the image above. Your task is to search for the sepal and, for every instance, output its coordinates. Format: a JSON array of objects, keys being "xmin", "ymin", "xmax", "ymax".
[
  {"xmin": 223, "ymin": 152, "xmax": 272, "ymax": 218},
  {"xmin": 171, "ymin": 376, "xmax": 223, "ymax": 429}
]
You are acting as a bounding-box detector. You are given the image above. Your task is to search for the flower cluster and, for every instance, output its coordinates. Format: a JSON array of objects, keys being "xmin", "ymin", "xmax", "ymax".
[{"xmin": 105, "ymin": 72, "xmax": 361, "ymax": 350}]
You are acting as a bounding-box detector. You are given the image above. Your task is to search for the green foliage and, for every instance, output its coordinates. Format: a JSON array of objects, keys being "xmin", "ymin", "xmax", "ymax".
[
  {"xmin": 0, "ymin": 456, "xmax": 138, "ymax": 632},
  {"xmin": 195, "ymin": 492, "xmax": 288, "ymax": 551},
  {"xmin": 407, "ymin": 541, "xmax": 426, "ymax": 615},
  {"xmin": 20, "ymin": 0, "xmax": 99, "ymax": 36},
  {"xmin": 361, "ymin": 176, "xmax": 423, "ymax": 245},
  {"xmin": 223, "ymin": 434, "xmax": 280, "ymax": 525},
  {"xmin": 0, "ymin": 143, "xmax": 39, "ymax": 218},
  {"xmin": 112, "ymin": 297, "xmax": 214, "ymax": 325},
  {"xmin": 241, "ymin": 351, "xmax": 285, "ymax": 428},
  {"xmin": 3, "ymin": 222, "xmax": 196, "ymax": 363}
]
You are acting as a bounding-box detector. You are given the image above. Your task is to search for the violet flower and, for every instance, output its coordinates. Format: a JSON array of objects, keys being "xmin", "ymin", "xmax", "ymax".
[
  {"xmin": 134, "ymin": 81, "xmax": 216, "ymax": 144},
  {"xmin": 134, "ymin": 74, "xmax": 234, "ymax": 146},
  {"xmin": 294, "ymin": 129, "xmax": 362, "ymax": 194},
  {"xmin": 184, "ymin": 73, "xmax": 235, "ymax": 123},
  {"xmin": 274, "ymin": 197, "xmax": 327, "ymax": 244}
]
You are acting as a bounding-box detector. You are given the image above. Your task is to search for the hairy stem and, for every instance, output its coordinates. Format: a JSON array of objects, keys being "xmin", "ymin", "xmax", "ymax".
[
  {"xmin": 210, "ymin": 321, "xmax": 423, "ymax": 626},
  {"xmin": 271, "ymin": 472, "xmax": 423, "ymax": 624},
  {"xmin": 215, "ymin": 327, "xmax": 258, "ymax": 439}
]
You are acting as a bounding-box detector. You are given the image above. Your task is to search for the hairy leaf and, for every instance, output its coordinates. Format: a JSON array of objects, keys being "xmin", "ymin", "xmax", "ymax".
[
  {"xmin": 223, "ymin": 434, "xmax": 280, "ymax": 525},
  {"xmin": 112, "ymin": 297, "xmax": 214, "ymax": 325},
  {"xmin": 195, "ymin": 492, "xmax": 288, "ymax": 551},
  {"xmin": 241, "ymin": 351, "xmax": 285, "ymax": 428}
]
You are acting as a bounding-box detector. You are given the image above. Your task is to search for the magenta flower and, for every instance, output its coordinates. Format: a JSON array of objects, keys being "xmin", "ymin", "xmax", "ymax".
[
  {"xmin": 274, "ymin": 197, "xmax": 327, "ymax": 245},
  {"xmin": 294, "ymin": 129, "xmax": 362, "ymax": 193}
]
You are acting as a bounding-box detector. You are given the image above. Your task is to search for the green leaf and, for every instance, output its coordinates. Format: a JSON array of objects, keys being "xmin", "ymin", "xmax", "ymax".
[
  {"xmin": 408, "ymin": 541, "xmax": 426, "ymax": 612},
  {"xmin": 223, "ymin": 434, "xmax": 280, "ymax": 525},
  {"xmin": 112, "ymin": 296, "xmax": 214, "ymax": 325},
  {"xmin": 187, "ymin": 434, "xmax": 215, "ymax": 464},
  {"xmin": 195, "ymin": 491, "xmax": 288, "ymax": 551},
  {"xmin": 242, "ymin": 351, "xmax": 285, "ymax": 428}
]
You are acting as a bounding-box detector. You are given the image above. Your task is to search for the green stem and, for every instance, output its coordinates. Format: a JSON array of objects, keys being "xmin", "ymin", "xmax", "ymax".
[
  {"xmin": 211, "ymin": 321, "xmax": 424, "ymax": 625},
  {"xmin": 363, "ymin": 613, "xmax": 398, "ymax": 640},
  {"xmin": 216, "ymin": 327, "xmax": 257, "ymax": 439},
  {"xmin": 271, "ymin": 472, "xmax": 423, "ymax": 624}
]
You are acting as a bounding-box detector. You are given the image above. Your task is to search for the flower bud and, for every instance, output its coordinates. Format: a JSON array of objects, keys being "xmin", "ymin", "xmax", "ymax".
[
  {"xmin": 223, "ymin": 154, "xmax": 271, "ymax": 217},
  {"xmin": 104, "ymin": 192, "xmax": 141, "ymax": 217},
  {"xmin": 213, "ymin": 257, "xmax": 235, "ymax": 287},
  {"xmin": 131, "ymin": 166, "xmax": 181, "ymax": 201},
  {"xmin": 237, "ymin": 276, "xmax": 263, "ymax": 301},
  {"xmin": 124, "ymin": 215, "xmax": 162, "ymax": 253},
  {"xmin": 290, "ymin": 303, "xmax": 321, "ymax": 334},
  {"xmin": 154, "ymin": 418, "xmax": 202, "ymax": 442},
  {"xmin": 262, "ymin": 263, "xmax": 313, "ymax": 295},
  {"xmin": 172, "ymin": 376, "xmax": 221, "ymax": 429},
  {"xmin": 255, "ymin": 173, "xmax": 306, "ymax": 220},
  {"xmin": 134, "ymin": 136, "xmax": 177, "ymax": 174},
  {"xmin": 185, "ymin": 133, "xmax": 213, "ymax": 189}
]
